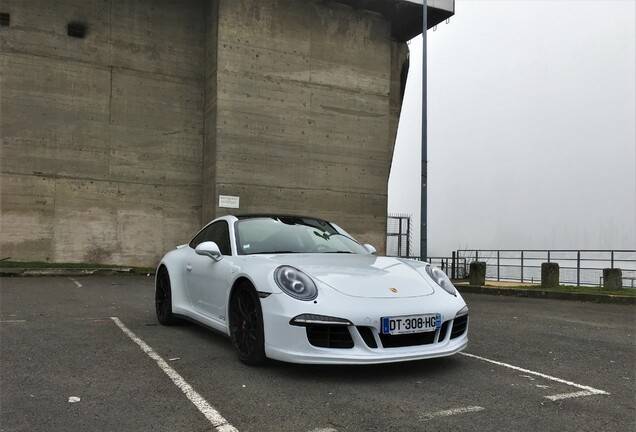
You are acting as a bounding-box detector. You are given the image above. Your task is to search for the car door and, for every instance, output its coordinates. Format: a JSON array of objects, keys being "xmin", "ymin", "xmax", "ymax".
[{"xmin": 184, "ymin": 220, "xmax": 233, "ymax": 323}]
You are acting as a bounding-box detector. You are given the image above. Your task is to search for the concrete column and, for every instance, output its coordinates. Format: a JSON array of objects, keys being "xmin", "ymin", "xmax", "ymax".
[
  {"xmin": 469, "ymin": 261, "xmax": 486, "ymax": 286},
  {"xmin": 603, "ymin": 268, "xmax": 622, "ymax": 289},
  {"xmin": 541, "ymin": 262, "xmax": 560, "ymax": 287},
  {"xmin": 212, "ymin": 0, "xmax": 395, "ymax": 252}
]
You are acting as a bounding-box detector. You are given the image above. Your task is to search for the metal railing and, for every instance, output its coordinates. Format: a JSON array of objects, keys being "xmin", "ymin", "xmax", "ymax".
[
  {"xmin": 456, "ymin": 249, "xmax": 636, "ymax": 288},
  {"xmin": 387, "ymin": 253, "xmax": 468, "ymax": 280},
  {"xmin": 387, "ymin": 214, "xmax": 412, "ymax": 258},
  {"xmin": 428, "ymin": 255, "xmax": 468, "ymax": 279}
]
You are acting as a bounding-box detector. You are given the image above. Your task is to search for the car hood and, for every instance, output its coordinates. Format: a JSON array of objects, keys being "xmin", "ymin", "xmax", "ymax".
[{"xmin": 265, "ymin": 254, "xmax": 435, "ymax": 298}]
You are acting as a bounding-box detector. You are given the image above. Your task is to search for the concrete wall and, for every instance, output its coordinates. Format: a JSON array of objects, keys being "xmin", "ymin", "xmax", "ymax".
[
  {"xmin": 210, "ymin": 0, "xmax": 401, "ymax": 248},
  {"xmin": 1, "ymin": 0, "xmax": 408, "ymax": 266},
  {"xmin": 1, "ymin": 0, "xmax": 205, "ymax": 266}
]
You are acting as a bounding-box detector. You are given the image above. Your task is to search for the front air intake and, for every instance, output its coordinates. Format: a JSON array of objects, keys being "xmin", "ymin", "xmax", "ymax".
[
  {"xmin": 450, "ymin": 315, "xmax": 469, "ymax": 339},
  {"xmin": 306, "ymin": 325, "xmax": 354, "ymax": 349}
]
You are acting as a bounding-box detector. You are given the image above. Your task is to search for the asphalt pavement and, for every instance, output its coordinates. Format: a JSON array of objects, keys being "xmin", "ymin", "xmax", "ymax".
[{"xmin": 1, "ymin": 275, "xmax": 635, "ymax": 431}]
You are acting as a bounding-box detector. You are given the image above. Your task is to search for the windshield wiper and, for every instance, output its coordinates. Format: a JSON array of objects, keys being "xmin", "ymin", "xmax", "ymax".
[
  {"xmin": 314, "ymin": 231, "xmax": 330, "ymax": 240},
  {"xmin": 322, "ymin": 251, "xmax": 353, "ymax": 254},
  {"xmin": 313, "ymin": 231, "xmax": 356, "ymax": 242},
  {"xmin": 248, "ymin": 251, "xmax": 294, "ymax": 255}
]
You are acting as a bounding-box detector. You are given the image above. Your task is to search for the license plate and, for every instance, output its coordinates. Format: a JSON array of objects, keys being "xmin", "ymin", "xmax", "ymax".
[{"xmin": 381, "ymin": 313, "xmax": 441, "ymax": 335}]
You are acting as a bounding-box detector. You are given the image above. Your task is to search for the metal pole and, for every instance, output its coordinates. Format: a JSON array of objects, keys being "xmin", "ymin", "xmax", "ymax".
[
  {"xmin": 497, "ymin": 250, "xmax": 500, "ymax": 281},
  {"xmin": 521, "ymin": 251, "xmax": 524, "ymax": 283},
  {"xmin": 397, "ymin": 218, "xmax": 403, "ymax": 257},
  {"xmin": 577, "ymin": 251, "xmax": 581, "ymax": 286},
  {"xmin": 420, "ymin": 1, "xmax": 428, "ymax": 262},
  {"xmin": 451, "ymin": 251, "xmax": 456, "ymax": 279},
  {"xmin": 406, "ymin": 217, "xmax": 411, "ymax": 257}
]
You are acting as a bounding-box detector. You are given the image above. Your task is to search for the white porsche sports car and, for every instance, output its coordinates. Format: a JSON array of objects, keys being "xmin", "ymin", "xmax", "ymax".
[{"xmin": 155, "ymin": 215, "xmax": 468, "ymax": 365}]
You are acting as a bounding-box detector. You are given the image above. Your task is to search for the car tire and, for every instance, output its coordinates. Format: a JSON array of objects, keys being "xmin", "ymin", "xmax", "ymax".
[
  {"xmin": 156, "ymin": 267, "xmax": 178, "ymax": 325},
  {"xmin": 229, "ymin": 281, "xmax": 266, "ymax": 366}
]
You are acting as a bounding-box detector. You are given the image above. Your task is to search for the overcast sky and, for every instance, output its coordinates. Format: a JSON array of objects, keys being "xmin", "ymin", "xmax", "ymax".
[{"xmin": 388, "ymin": 0, "xmax": 636, "ymax": 257}]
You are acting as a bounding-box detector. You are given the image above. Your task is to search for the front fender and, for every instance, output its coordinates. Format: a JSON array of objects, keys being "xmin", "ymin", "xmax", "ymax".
[{"xmin": 156, "ymin": 248, "xmax": 191, "ymax": 315}]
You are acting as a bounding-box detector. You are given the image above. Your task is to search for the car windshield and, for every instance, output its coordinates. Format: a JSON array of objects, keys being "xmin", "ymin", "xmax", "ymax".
[{"xmin": 236, "ymin": 216, "xmax": 369, "ymax": 255}]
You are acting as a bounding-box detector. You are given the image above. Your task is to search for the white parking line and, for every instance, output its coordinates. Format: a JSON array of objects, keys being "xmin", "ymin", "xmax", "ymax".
[
  {"xmin": 545, "ymin": 390, "xmax": 598, "ymax": 401},
  {"xmin": 110, "ymin": 317, "xmax": 238, "ymax": 432},
  {"xmin": 69, "ymin": 278, "xmax": 82, "ymax": 288},
  {"xmin": 460, "ymin": 352, "xmax": 609, "ymax": 400},
  {"xmin": 420, "ymin": 406, "xmax": 485, "ymax": 421}
]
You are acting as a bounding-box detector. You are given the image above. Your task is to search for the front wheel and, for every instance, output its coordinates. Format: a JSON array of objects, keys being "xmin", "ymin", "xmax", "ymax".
[
  {"xmin": 229, "ymin": 282, "xmax": 266, "ymax": 366},
  {"xmin": 156, "ymin": 267, "xmax": 178, "ymax": 325}
]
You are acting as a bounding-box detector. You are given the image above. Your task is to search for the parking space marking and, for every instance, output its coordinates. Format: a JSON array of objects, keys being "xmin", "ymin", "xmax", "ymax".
[
  {"xmin": 110, "ymin": 317, "xmax": 239, "ymax": 432},
  {"xmin": 419, "ymin": 406, "xmax": 485, "ymax": 421},
  {"xmin": 460, "ymin": 352, "xmax": 609, "ymax": 400},
  {"xmin": 0, "ymin": 320, "xmax": 27, "ymax": 323},
  {"xmin": 545, "ymin": 390, "xmax": 599, "ymax": 401},
  {"xmin": 69, "ymin": 278, "xmax": 82, "ymax": 288}
]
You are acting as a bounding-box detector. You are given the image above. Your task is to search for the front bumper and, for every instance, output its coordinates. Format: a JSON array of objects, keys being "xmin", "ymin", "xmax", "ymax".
[{"xmin": 260, "ymin": 292, "xmax": 469, "ymax": 365}]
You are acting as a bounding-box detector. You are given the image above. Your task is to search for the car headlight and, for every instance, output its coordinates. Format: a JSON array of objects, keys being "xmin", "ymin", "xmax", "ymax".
[
  {"xmin": 425, "ymin": 265, "xmax": 457, "ymax": 296},
  {"xmin": 274, "ymin": 266, "xmax": 318, "ymax": 301}
]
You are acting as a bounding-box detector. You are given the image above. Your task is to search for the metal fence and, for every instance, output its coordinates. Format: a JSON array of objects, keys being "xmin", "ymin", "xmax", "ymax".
[
  {"xmin": 387, "ymin": 214, "xmax": 412, "ymax": 257},
  {"xmin": 385, "ymin": 250, "xmax": 469, "ymax": 280},
  {"xmin": 384, "ymin": 216, "xmax": 634, "ymax": 287},
  {"xmin": 456, "ymin": 249, "xmax": 636, "ymax": 288},
  {"xmin": 427, "ymin": 255, "xmax": 468, "ymax": 279}
]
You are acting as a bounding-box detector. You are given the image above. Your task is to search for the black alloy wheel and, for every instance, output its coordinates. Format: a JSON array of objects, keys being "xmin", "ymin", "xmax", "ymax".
[
  {"xmin": 156, "ymin": 267, "xmax": 177, "ymax": 325},
  {"xmin": 229, "ymin": 282, "xmax": 266, "ymax": 366}
]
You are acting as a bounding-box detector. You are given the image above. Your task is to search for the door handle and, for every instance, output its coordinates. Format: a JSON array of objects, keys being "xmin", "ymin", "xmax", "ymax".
[{"xmin": 186, "ymin": 264, "xmax": 192, "ymax": 272}]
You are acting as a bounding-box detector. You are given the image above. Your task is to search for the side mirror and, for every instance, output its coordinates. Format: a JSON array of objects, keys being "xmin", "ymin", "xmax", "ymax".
[
  {"xmin": 195, "ymin": 241, "xmax": 223, "ymax": 262},
  {"xmin": 363, "ymin": 244, "xmax": 377, "ymax": 255}
]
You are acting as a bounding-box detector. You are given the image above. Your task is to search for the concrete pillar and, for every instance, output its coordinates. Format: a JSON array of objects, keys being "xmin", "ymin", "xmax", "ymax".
[
  {"xmin": 541, "ymin": 262, "xmax": 560, "ymax": 287},
  {"xmin": 469, "ymin": 261, "xmax": 486, "ymax": 286},
  {"xmin": 211, "ymin": 0, "xmax": 397, "ymax": 252},
  {"xmin": 603, "ymin": 268, "xmax": 622, "ymax": 289}
]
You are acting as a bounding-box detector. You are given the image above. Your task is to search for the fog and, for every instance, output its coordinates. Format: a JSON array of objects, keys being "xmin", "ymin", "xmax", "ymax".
[{"xmin": 388, "ymin": 0, "xmax": 636, "ymax": 257}]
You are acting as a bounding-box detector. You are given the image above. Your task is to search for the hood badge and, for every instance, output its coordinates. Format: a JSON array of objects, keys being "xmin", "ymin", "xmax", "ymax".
[{"xmin": 389, "ymin": 287, "xmax": 398, "ymax": 293}]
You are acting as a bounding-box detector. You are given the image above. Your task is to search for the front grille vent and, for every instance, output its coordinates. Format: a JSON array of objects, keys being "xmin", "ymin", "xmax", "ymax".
[
  {"xmin": 379, "ymin": 330, "xmax": 436, "ymax": 348},
  {"xmin": 356, "ymin": 326, "xmax": 378, "ymax": 348},
  {"xmin": 306, "ymin": 325, "xmax": 354, "ymax": 349},
  {"xmin": 450, "ymin": 315, "xmax": 468, "ymax": 339},
  {"xmin": 437, "ymin": 321, "xmax": 450, "ymax": 342}
]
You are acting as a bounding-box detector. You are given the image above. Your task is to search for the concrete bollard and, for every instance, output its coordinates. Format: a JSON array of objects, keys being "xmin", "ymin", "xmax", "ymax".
[
  {"xmin": 603, "ymin": 268, "xmax": 622, "ymax": 289},
  {"xmin": 469, "ymin": 261, "xmax": 486, "ymax": 286},
  {"xmin": 541, "ymin": 262, "xmax": 560, "ymax": 287}
]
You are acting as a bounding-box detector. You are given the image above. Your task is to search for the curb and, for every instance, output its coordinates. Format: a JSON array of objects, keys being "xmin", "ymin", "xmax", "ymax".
[
  {"xmin": 0, "ymin": 268, "xmax": 140, "ymax": 277},
  {"xmin": 457, "ymin": 285, "xmax": 636, "ymax": 305}
]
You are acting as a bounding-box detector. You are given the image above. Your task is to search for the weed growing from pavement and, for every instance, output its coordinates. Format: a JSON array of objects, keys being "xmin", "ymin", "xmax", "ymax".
[{"xmin": 0, "ymin": 260, "xmax": 154, "ymax": 274}]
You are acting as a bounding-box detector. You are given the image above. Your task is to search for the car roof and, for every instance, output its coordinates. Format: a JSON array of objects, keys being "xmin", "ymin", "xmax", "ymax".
[{"xmin": 235, "ymin": 214, "xmax": 327, "ymax": 222}]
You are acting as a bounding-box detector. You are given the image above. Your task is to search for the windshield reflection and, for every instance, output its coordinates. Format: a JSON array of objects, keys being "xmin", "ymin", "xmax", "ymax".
[{"xmin": 236, "ymin": 217, "xmax": 369, "ymax": 255}]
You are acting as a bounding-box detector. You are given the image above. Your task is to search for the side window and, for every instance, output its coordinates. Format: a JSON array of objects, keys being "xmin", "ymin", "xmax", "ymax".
[{"xmin": 189, "ymin": 221, "xmax": 232, "ymax": 255}]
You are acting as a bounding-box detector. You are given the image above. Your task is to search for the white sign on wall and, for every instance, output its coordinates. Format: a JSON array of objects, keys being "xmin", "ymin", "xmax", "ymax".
[{"xmin": 219, "ymin": 195, "xmax": 240, "ymax": 209}]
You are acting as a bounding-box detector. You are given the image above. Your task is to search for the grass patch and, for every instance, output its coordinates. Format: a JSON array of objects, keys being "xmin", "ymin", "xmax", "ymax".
[
  {"xmin": 484, "ymin": 283, "xmax": 636, "ymax": 297},
  {"xmin": 0, "ymin": 260, "xmax": 154, "ymax": 274}
]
